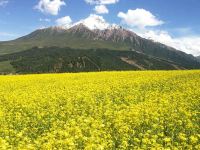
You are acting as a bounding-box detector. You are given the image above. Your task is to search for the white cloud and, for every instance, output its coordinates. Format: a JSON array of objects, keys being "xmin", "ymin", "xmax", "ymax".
[
  {"xmin": 0, "ymin": 0, "xmax": 8, "ymax": 6},
  {"xmin": 74, "ymin": 14, "xmax": 109, "ymax": 30},
  {"xmin": 34, "ymin": 0, "xmax": 66, "ymax": 15},
  {"xmin": 94, "ymin": 5, "xmax": 109, "ymax": 14},
  {"xmin": 118, "ymin": 8, "xmax": 164, "ymax": 28},
  {"xmin": 56, "ymin": 16, "xmax": 72, "ymax": 26},
  {"xmin": 85, "ymin": 0, "xmax": 118, "ymax": 15},
  {"xmin": 39, "ymin": 18, "xmax": 51, "ymax": 22},
  {"xmin": 177, "ymin": 37, "xmax": 200, "ymax": 56},
  {"xmin": 138, "ymin": 29, "xmax": 200, "ymax": 56},
  {"xmin": 118, "ymin": 8, "xmax": 200, "ymax": 56},
  {"xmin": 85, "ymin": 0, "xmax": 119, "ymax": 5}
]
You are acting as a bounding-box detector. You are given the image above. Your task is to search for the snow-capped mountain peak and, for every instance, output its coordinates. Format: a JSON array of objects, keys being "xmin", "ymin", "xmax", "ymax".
[
  {"xmin": 72, "ymin": 14, "xmax": 109, "ymax": 30},
  {"xmin": 54, "ymin": 14, "xmax": 125, "ymax": 31}
]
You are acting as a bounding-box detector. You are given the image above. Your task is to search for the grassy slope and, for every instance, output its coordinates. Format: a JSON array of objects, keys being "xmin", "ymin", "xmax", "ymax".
[
  {"xmin": 0, "ymin": 29, "xmax": 199, "ymax": 73},
  {"xmin": 0, "ymin": 33, "xmax": 130, "ymax": 56},
  {"xmin": 0, "ymin": 47, "xmax": 184, "ymax": 74},
  {"xmin": 0, "ymin": 30, "xmax": 199, "ymax": 70},
  {"xmin": 0, "ymin": 61, "xmax": 15, "ymax": 73}
]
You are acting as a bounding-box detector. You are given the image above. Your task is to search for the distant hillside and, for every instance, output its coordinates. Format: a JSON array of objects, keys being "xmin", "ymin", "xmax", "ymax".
[
  {"xmin": 197, "ymin": 56, "xmax": 200, "ymax": 62},
  {"xmin": 0, "ymin": 47, "xmax": 191, "ymax": 74},
  {"xmin": 0, "ymin": 25, "xmax": 130, "ymax": 55},
  {"xmin": 0, "ymin": 24, "xmax": 199, "ymax": 69}
]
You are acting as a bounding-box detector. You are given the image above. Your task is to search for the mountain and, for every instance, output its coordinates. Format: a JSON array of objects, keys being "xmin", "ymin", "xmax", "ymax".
[
  {"xmin": 0, "ymin": 24, "xmax": 132, "ymax": 55},
  {"xmin": 0, "ymin": 20, "xmax": 200, "ymax": 74},
  {"xmin": 196, "ymin": 56, "xmax": 200, "ymax": 62},
  {"xmin": 0, "ymin": 47, "xmax": 186, "ymax": 74}
]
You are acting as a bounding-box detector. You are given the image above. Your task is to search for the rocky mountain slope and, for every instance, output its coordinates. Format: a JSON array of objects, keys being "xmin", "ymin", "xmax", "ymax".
[
  {"xmin": 196, "ymin": 56, "xmax": 200, "ymax": 62},
  {"xmin": 0, "ymin": 19, "xmax": 200, "ymax": 74}
]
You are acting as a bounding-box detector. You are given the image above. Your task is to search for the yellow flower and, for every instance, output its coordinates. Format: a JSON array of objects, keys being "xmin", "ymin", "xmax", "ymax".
[
  {"xmin": 0, "ymin": 70, "xmax": 199, "ymax": 149},
  {"xmin": 190, "ymin": 136, "xmax": 198, "ymax": 144},
  {"xmin": 164, "ymin": 137, "xmax": 171, "ymax": 143}
]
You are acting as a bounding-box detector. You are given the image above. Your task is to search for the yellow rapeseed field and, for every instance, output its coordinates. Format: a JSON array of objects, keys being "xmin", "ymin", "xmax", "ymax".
[{"xmin": 0, "ymin": 71, "xmax": 199, "ymax": 149}]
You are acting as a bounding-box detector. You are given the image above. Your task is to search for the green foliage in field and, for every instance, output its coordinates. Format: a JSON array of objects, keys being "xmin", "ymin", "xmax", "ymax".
[
  {"xmin": 0, "ymin": 71, "xmax": 199, "ymax": 149},
  {"xmin": 0, "ymin": 61, "xmax": 15, "ymax": 74}
]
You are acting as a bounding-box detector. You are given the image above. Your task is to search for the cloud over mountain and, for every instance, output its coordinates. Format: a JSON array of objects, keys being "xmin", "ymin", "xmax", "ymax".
[
  {"xmin": 74, "ymin": 14, "xmax": 109, "ymax": 30},
  {"xmin": 34, "ymin": 0, "xmax": 66, "ymax": 15},
  {"xmin": 56, "ymin": 16, "xmax": 72, "ymax": 26},
  {"xmin": 140, "ymin": 30, "xmax": 200, "ymax": 56},
  {"xmin": 118, "ymin": 8, "xmax": 164, "ymax": 28},
  {"xmin": 86, "ymin": 0, "xmax": 119, "ymax": 15},
  {"xmin": 94, "ymin": 5, "xmax": 109, "ymax": 14}
]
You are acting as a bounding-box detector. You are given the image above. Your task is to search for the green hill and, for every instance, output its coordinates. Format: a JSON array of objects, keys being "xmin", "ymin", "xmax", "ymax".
[
  {"xmin": 0, "ymin": 24, "xmax": 199, "ymax": 74},
  {"xmin": 0, "ymin": 47, "xmax": 190, "ymax": 74},
  {"xmin": 196, "ymin": 56, "xmax": 200, "ymax": 62}
]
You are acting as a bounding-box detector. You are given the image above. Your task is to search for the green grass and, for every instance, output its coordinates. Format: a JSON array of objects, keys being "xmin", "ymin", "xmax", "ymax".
[
  {"xmin": 0, "ymin": 61, "xmax": 15, "ymax": 73},
  {"xmin": 0, "ymin": 33, "xmax": 130, "ymax": 56},
  {"xmin": 0, "ymin": 47, "xmax": 184, "ymax": 74}
]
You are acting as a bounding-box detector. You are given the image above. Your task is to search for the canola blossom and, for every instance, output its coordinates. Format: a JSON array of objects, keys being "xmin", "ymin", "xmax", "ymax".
[{"xmin": 0, "ymin": 71, "xmax": 199, "ymax": 149}]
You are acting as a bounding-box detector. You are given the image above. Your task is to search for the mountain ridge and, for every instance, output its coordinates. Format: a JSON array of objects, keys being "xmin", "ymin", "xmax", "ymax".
[
  {"xmin": 0, "ymin": 22, "xmax": 200, "ymax": 74},
  {"xmin": 197, "ymin": 56, "xmax": 200, "ymax": 62}
]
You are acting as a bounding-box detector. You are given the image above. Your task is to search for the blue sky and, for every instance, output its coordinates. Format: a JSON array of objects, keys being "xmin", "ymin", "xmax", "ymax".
[{"xmin": 0, "ymin": 0, "xmax": 200, "ymax": 55}]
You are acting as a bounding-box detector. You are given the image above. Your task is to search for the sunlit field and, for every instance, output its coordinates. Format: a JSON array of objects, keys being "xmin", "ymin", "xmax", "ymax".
[{"xmin": 0, "ymin": 71, "xmax": 199, "ymax": 149}]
